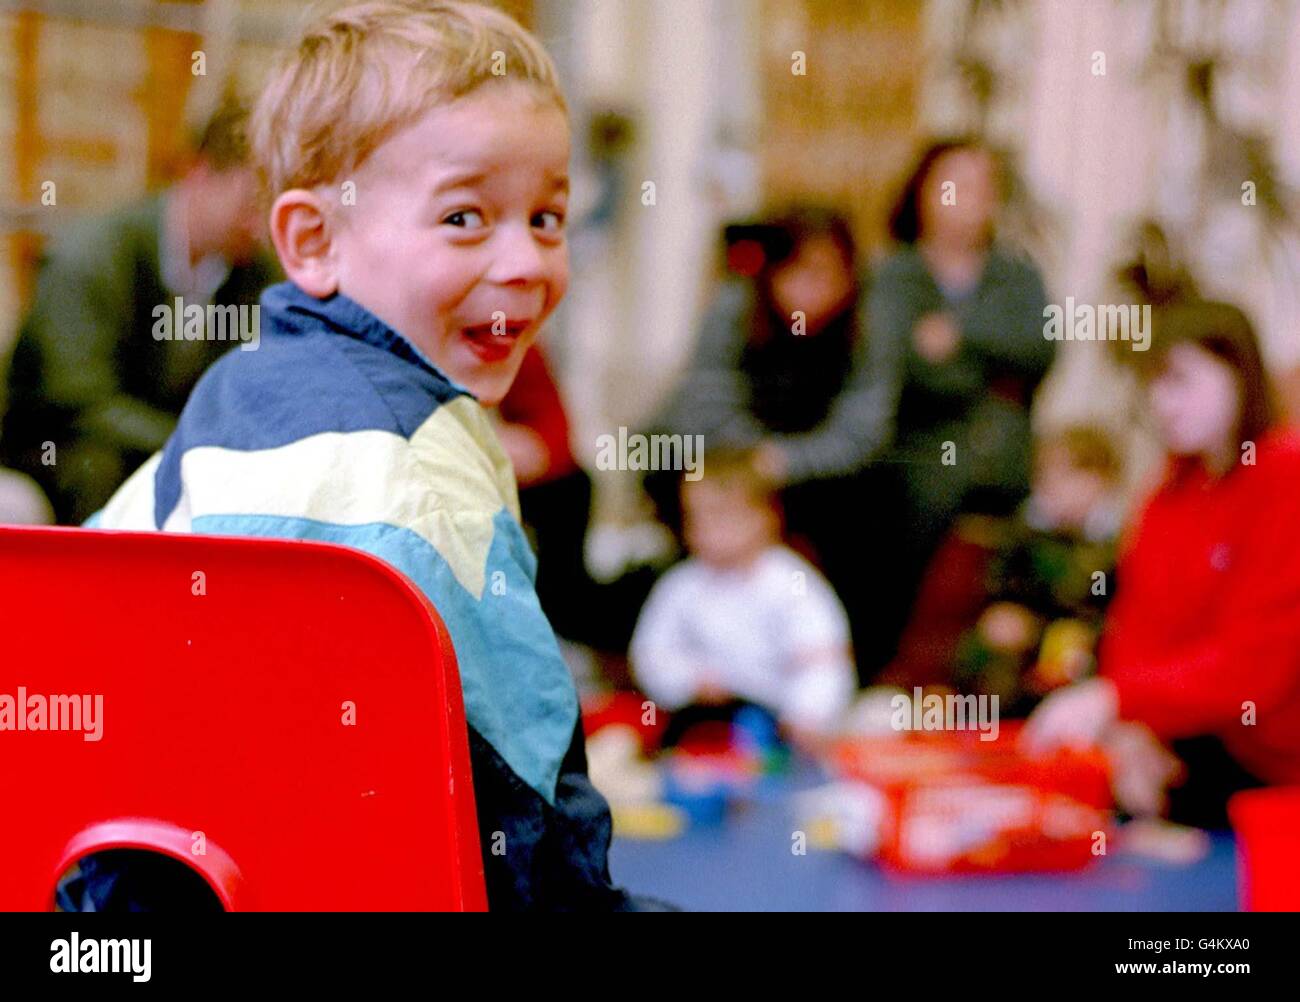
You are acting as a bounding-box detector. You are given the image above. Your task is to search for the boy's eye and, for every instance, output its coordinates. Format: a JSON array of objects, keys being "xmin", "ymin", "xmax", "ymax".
[
  {"xmin": 533, "ymin": 210, "xmax": 565, "ymax": 233},
  {"xmin": 444, "ymin": 209, "xmax": 486, "ymax": 229}
]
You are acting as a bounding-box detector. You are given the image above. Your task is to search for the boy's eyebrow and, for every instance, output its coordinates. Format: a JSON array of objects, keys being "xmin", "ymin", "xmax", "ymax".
[
  {"xmin": 431, "ymin": 170, "xmax": 570, "ymax": 196},
  {"xmin": 432, "ymin": 169, "xmax": 490, "ymax": 193}
]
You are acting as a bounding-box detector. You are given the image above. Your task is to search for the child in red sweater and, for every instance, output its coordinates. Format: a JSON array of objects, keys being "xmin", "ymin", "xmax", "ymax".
[{"xmin": 1025, "ymin": 301, "xmax": 1300, "ymax": 825}]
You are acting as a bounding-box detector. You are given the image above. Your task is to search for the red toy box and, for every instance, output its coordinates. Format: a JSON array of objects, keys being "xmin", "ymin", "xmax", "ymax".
[{"xmin": 828, "ymin": 723, "xmax": 1112, "ymax": 874}]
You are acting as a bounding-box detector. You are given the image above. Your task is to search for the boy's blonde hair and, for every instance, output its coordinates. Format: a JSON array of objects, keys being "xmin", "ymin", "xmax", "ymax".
[{"xmin": 251, "ymin": 0, "xmax": 566, "ymax": 196}]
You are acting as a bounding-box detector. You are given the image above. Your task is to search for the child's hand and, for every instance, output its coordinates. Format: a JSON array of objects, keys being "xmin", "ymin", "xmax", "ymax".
[
  {"xmin": 1021, "ymin": 676, "xmax": 1119, "ymax": 754},
  {"xmin": 691, "ymin": 670, "xmax": 733, "ymax": 706},
  {"xmin": 913, "ymin": 312, "xmax": 961, "ymax": 363},
  {"xmin": 977, "ymin": 602, "xmax": 1039, "ymax": 654},
  {"xmin": 784, "ymin": 721, "xmax": 829, "ymax": 758},
  {"xmin": 1104, "ymin": 721, "xmax": 1184, "ymax": 818},
  {"xmin": 752, "ymin": 441, "xmax": 789, "ymax": 486},
  {"xmin": 696, "ymin": 675, "xmax": 738, "ymax": 706}
]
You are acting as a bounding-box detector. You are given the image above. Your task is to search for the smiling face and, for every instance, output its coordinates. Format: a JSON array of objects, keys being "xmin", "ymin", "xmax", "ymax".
[{"xmin": 329, "ymin": 83, "xmax": 570, "ymax": 405}]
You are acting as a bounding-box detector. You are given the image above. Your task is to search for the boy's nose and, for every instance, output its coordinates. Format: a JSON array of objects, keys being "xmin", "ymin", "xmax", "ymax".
[{"xmin": 488, "ymin": 224, "xmax": 550, "ymax": 286}]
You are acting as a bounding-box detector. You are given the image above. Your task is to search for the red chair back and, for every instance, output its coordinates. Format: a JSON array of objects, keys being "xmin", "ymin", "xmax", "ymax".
[
  {"xmin": 0, "ymin": 526, "xmax": 487, "ymax": 910},
  {"xmin": 1230, "ymin": 786, "xmax": 1300, "ymax": 911}
]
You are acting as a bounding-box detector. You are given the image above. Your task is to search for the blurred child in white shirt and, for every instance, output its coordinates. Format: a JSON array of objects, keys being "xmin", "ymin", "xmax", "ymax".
[{"xmin": 631, "ymin": 449, "xmax": 857, "ymax": 739}]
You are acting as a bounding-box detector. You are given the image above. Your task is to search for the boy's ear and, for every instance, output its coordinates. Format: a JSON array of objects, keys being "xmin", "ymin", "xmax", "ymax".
[{"xmin": 268, "ymin": 189, "xmax": 339, "ymax": 298}]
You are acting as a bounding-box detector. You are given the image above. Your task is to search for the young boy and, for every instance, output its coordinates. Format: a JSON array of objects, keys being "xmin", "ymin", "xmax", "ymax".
[
  {"xmin": 630, "ymin": 450, "xmax": 857, "ymax": 740},
  {"xmin": 86, "ymin": 0, "xmax": 639, "ymax": 911}
]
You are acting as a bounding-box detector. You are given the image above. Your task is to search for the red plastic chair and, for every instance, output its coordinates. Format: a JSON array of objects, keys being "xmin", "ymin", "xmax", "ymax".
[
  {"xmin": 1230, "ymin": 786, "xmax": 1300, "ymax": 911},
  {"xmin": 0, "ymin": 525, "xmax": 487, "ymax": 911}
]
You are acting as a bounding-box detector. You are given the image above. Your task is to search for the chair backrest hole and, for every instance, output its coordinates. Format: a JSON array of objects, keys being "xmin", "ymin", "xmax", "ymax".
[{"xmin": 54, "ymin": 849, "xmax": 226, "ymax": 912}]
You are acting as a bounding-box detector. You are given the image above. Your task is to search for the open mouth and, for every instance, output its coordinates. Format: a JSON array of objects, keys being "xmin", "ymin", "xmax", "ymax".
[{"xmin": 461, "ymin": 318, "xmax": 531, "ymax": 362}]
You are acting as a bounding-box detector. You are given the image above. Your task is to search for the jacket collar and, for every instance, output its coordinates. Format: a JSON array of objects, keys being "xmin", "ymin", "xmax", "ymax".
[{"xmin": 259, "ymin": 281, "xmax": 473, "ymax": 397}]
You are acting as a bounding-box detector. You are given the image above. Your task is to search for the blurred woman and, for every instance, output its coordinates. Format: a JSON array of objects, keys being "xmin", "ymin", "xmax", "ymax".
[
  {"xmin": 866, "ymin": 137, "xmax": 1054, "ymax": 667},
  {"xmin": 656, "ymin": 206, "xmax": 892, "ymax": 677},
  {"xmin": 1025, "ymin": 302, "xmax": 1300, "ymax": 826}
]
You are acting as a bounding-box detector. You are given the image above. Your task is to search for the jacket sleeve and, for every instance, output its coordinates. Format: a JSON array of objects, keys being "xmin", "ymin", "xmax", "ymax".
[
  {"xmin": 780, "ymin": 568, "xmax": 857, "ymax": 731},
  {"xmin": 1102, "ymin": 488, "xmax": 1300, "ymax": 739},
  {"xmin": 629, "ymin": 567, "xmax": 703, "ymax": 710}
]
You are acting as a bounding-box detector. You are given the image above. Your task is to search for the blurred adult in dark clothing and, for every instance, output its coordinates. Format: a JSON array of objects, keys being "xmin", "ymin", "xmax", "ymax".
[
  {"xmin": 0, "ymin": 99, "xmax": 278, "ymax": 525},
  {"xmin": 655, "ymin": 208, "xmax": 895, "ymax": 677},
  {"xmin": 866, "ymin": 138, "xmax": 1055, "ymax": 669},
  {"xmin": 665, "ymin": 209, "xmax": 887, "ymax": 485}
]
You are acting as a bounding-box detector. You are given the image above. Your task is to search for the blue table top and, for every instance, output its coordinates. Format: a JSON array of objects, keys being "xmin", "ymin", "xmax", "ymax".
[{"xmin": 609, "ymin": 765, "xmax": 1240, "ymax": 912}]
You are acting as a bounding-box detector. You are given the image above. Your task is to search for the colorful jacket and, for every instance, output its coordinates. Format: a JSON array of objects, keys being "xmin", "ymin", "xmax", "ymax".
[{"xmin": 88, "ymin": 281, "xmax": 633, "ymax": 909}]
